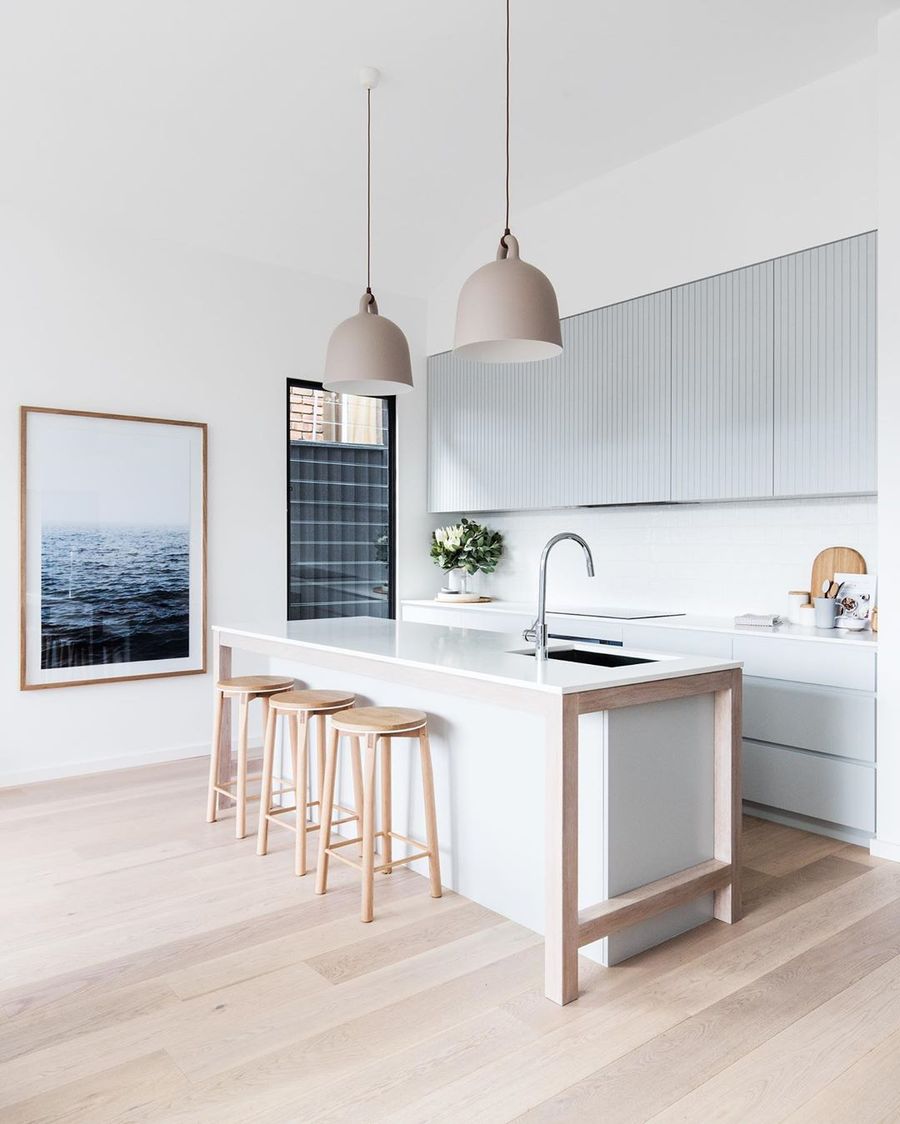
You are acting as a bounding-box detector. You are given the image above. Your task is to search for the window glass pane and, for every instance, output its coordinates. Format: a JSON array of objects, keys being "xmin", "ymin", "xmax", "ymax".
[{"xmin": 288, "ymin": 384, "xmax": 392, "ymax": 620}]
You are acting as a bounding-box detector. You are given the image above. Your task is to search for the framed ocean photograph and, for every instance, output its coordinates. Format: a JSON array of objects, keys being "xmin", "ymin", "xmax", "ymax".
[{"xmin": 19, "ymin": 407, "xmax": 207, "ymax": 690}]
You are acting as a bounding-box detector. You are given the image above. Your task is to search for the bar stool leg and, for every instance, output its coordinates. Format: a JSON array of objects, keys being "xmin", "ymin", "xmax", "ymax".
[
  {"xmin": 418, "ymin": 727, "xmax": 442, "ymax": 898},
  {"xmin": 351, "ymin": 735, "xmax": 365, "ymax": 855},
  {"xmin": 235, "ymin": 694, "xmax": 251, "ymax": 839},
  {"xmin": 256, "ymin": 704, "xmax": 278, "ymax": 855},
  {"xmin": 381, "ymin": 735, "xmax": 393, "ymax": 874},
  {"xmin": 316, "ymin": 724, "xmax": 340, "ymax": 895},
  {"xmin": 207, "ymin": 689, "xmax": 224, "ymax": 823},
  {"xmin": 361, "ymin": 733, "xmax": 378, "ymax": 922},
  {"xmin": 316, "ymin": 714, "xmax": 327, "ymax": 823},
  {"xmin": 295, "ymin": 713, "xmax": 310, "ymax": 877}
]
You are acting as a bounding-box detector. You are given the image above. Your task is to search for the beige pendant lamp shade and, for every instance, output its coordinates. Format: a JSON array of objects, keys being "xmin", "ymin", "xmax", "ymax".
[
  {"xmin": 324, "ymin": 291, "xmax": 413, "ymax": 395},
  {"xmin": 454, "ymin": 234, "xmax": 561, "ymax": 361},
  {"xmin": 323, "ymin": 69, "xmax": 413, "ymax": 396},
  {"xmin": 453, "ymin": 0, "xmax": 562, "ymax": 364}
]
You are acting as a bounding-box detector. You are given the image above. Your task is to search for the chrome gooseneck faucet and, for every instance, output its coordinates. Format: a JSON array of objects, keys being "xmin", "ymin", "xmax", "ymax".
[{"xmin": 524, "ymin": 533, "xmax": 595, "ymax": 659}]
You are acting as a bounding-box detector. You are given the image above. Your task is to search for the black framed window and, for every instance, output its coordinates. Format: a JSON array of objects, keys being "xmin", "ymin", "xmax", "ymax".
[{"xmin": 287, "ymin": 380, "xmax": 395, "ymax": 620}]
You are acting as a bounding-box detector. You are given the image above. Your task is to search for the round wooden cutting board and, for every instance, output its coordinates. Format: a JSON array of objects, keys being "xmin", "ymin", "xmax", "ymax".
[{"xmin": 810, "ymin": 547, "xmax": 867, "ymax": 597}]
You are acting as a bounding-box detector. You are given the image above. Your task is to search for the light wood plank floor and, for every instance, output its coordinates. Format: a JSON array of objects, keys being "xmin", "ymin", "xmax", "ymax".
[{"xmin": 2, "ymin": 757, "xmax": 899, "ymax": 1123}]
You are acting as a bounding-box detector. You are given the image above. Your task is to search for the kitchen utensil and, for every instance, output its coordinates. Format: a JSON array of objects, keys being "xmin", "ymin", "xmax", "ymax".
[
  {"xmin": 814, "ymin": 597, "xmax": 838, "ymax": 629},
  {"xmin": 810, "ymin": 548, "xmax": 866, "ymax": 606}
]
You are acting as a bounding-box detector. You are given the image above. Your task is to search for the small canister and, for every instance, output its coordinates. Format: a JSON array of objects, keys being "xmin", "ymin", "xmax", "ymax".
[
  {"xmin": 797, "ymin": 604, "xmax": 817, "ymax": 628},
  {"xmin": 787, "ymin": 590, "xmax": 811, "ymax": 625}
]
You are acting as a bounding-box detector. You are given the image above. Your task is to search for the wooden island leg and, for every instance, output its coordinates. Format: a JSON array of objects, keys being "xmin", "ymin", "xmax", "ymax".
[
  {"xmin": 214, "ymin": 637, "xmax": 234, "ymax": 808},
  {"xmin": 545, "ymin": 696, "xmax": 580, "ymax": 1006},
  {"xmin": 714, "ymin": 670, "xmax": 743, "ymax": 923}
]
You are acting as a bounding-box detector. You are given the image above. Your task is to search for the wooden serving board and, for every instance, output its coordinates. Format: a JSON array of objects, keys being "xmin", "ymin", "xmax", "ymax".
[
  {"xmin": 434, "ymin": 594, "xmax": 492, "ymax": 604},
  {"xmin": 810, "ymin": 547, "xmax": 866, "ymax": 598}
]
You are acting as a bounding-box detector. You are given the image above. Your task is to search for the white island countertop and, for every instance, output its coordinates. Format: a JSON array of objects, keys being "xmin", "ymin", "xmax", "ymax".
[{"xmin": 212, "ymin": 617, "xmax": 739, "ymax": 696}]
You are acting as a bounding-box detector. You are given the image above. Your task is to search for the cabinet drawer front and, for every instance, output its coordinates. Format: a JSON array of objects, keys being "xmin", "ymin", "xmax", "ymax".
[
  {"xmin": 743, "ymin": 739, "xmax": 874, "ymax": 832},
  {"xmin": 743, "ymin": 678, "xmax": 875, "ymax": 762},
  {"xmin": 732, "ymin": 635, "xmax": 875, "ymax": 691},
  {"xmin": 621, "ymin": 625, "xmax": 732, "ymax": 658}
]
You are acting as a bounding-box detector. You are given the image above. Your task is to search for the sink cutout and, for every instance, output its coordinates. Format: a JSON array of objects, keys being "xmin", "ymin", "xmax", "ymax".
[{"xmin": 517, "ymin": 648, "xmax": 656, "ymax": 667}]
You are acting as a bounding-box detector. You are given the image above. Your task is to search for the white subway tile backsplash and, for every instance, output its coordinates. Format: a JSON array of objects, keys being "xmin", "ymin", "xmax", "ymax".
[{"xmin": 464, "ymin": 497, "xmax": 877, "ymax": 617}]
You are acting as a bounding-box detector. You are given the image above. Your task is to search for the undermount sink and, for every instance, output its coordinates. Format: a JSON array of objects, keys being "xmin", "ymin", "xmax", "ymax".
[{"xmin": 517, "ymin": 647, "xmax": 657, "ymax": 667}]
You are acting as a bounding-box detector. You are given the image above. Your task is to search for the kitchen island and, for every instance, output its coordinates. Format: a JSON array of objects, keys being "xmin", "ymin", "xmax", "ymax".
[{"xmin": 212, "ymin": 617, "xmax": 742, "ymax": 1005}]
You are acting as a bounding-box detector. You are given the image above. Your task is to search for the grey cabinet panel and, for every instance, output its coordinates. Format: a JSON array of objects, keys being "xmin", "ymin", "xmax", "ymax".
[
  {"xmin": 576, "ymin": 291, "xmax": 671, "ymax": 506},
  {"xmin": 672, "ymin": 262, "xmax": 774, "ymax": 500},
  {"xmin": 427, "ymin": 291, "xmax": 671, "ymax": 513},
  {"xmin": 426, "ymin": 350, "xmax": 559, "ymax": 513},
  {"xmin": 774, "ymin": 232, "xmax": 876, "ymax": 496}
]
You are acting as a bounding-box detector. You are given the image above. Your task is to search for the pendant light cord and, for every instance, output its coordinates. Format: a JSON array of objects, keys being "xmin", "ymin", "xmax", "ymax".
[
  {"xmin": 504, "ymin": 0, "xmax": 510, "ymax": 238},
  {"xmin": 367, "ymin": 86, "xmax": 372, "ymax": 295}
]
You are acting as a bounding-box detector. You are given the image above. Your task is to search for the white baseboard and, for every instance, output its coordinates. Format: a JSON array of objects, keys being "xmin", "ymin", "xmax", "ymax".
[
  {"xmin": 0, "ymin": 739, "xmax": 262, "ymax": 788},
  {"xmin": 870, "ymin": 837, "xmax": 900, "ymax": 863}
]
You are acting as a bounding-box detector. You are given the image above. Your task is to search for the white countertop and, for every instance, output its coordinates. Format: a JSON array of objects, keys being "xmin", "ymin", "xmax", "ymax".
[
  {"xmin": 401, "ymin": 599, "xmax": 878, "ymax": 648},
  {"xmin": 213, "ymin": 617, "xmax": 739, "ymax": 696}
]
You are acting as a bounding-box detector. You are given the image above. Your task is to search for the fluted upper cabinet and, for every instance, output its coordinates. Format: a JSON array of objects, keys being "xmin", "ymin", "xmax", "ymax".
[
  {"xmin": 672, "ymin": 261, "xmax": 774, "ymax": 501},
  {"xmin": 427, "ymin": 291, "xmax": 671, "ymax": 513},
  {"xmin": 774, "ymin": 232, "xmax": 876, "ymax": 497},
  {"xmin": 427, "ymin": 232, "xmax": 876, "ymax": 514}
]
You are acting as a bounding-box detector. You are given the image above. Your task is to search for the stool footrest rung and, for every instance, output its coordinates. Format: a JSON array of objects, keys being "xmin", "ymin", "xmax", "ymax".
[
  {"xmin": 325, "ymin": 828, "xmax": 431, "ymax": 874},
  {"xmin": 327, "ymin": 846, "xmax": 431, "ymax": 874},
  {"xmin": 264, "ymin": 802, "xmax": 358, "ymax": 833}
]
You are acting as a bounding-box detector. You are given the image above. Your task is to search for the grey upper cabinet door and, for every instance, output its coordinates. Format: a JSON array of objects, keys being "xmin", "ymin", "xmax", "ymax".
[
  {"xmin": 426, "ymin": 349, "xmax": 559, "ymax": 513},
  {"xmin": 672, "ymin": 262, "xmax": 774, "ymax": 501},
  {"xmin": 570, "ymin": 290, "xmax": 672, "ymax": 506},
  {"xmin": 426, "ymin": 290, "xmax": 671, "ymax": 513},
  {"xmin": 774, "ymin": 232, "xmax": 877, "ymax": 496}
]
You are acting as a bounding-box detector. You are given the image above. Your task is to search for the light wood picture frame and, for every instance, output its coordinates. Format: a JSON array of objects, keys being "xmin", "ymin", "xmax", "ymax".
[{"xmin": 20, "ymin": 406, "xmax": 208, "ymax": 690}]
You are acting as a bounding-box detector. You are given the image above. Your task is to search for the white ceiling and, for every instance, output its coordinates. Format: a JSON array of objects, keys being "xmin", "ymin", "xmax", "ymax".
[{"xmin": 0, "ymin": 1, "xmax": 889, "ymax": 297}]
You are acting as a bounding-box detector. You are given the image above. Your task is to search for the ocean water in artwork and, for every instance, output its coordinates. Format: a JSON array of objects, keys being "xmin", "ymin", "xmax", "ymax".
[{"xmin": 41, "ymin": 524, "xmax": 190, "ymax": 669}]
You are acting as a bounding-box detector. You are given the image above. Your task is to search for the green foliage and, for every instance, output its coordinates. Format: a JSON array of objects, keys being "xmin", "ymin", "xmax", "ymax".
[{"xmin": 430, "ymin": 517, "xmax": 504, "ymax": 575}]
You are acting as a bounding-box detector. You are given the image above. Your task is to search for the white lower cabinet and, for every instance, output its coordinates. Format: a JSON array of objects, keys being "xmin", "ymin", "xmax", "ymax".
[
  {"xmin": 743, "ymin": 677, "xmax": 875, "ymax": 763},
  {"xmin": 743, "ymin": 739, "xmax": 875, "ymax": 834}
]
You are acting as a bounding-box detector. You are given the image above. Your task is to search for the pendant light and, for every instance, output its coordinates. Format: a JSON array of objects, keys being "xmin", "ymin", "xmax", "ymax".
[
  {"xmin": 323, "ymin": 68, "xmax": 413, "ymax": 396},
  {"xmin": 453, "ymin": 0, "xmax": 562, "ymax": 363}
]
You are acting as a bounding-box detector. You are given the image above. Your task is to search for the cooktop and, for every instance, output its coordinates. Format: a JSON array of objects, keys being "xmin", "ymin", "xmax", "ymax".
[{"xmin": 549, "ymin": 607, "xmax": 686, "ymax": 620}]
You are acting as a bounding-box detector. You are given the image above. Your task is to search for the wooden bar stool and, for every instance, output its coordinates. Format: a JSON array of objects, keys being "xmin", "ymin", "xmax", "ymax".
[
  {"xmin": 316, "ymin": 707, "xmax": 442, "ymax": 922},
  {"xmin": 257, "ymin": 689, "xmax": 362, "ymax": 876},
  {"xmin": 207, "ymin": 675, "xmax": 296, "ymax": 839}
]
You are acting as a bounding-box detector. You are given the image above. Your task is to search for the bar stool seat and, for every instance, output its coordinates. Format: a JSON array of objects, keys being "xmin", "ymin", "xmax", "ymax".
[
  {"xmin": 316, "ymin": 706, "xmax": 441, "ymax": 922},
  {"xmin": 207, "ymin": 675, "xmax": 296, "ymax": 838},
  {"xmin": 257, "ymin": 688, "xmax": 361, "ymax": 876},
  {"xmin": 218, "ymin": 675, "xmax": 295, "ymax": 695},
  {"xmin": 330, "ymin": 706, "xmax": 427, "ymax": 735}
]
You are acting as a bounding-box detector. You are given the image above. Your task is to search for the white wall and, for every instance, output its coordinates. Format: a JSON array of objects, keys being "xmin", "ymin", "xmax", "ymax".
[
  {"xmin": 874, "ymin": 12, "xmax": 900, "ymax": 858},
  {"xmin": 0, "ymin": 204, "xmax": 430, "ymax": 784},
  {"xmin": 425, "ymin": 60, "xmax": 879, "ymax": 619}
]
